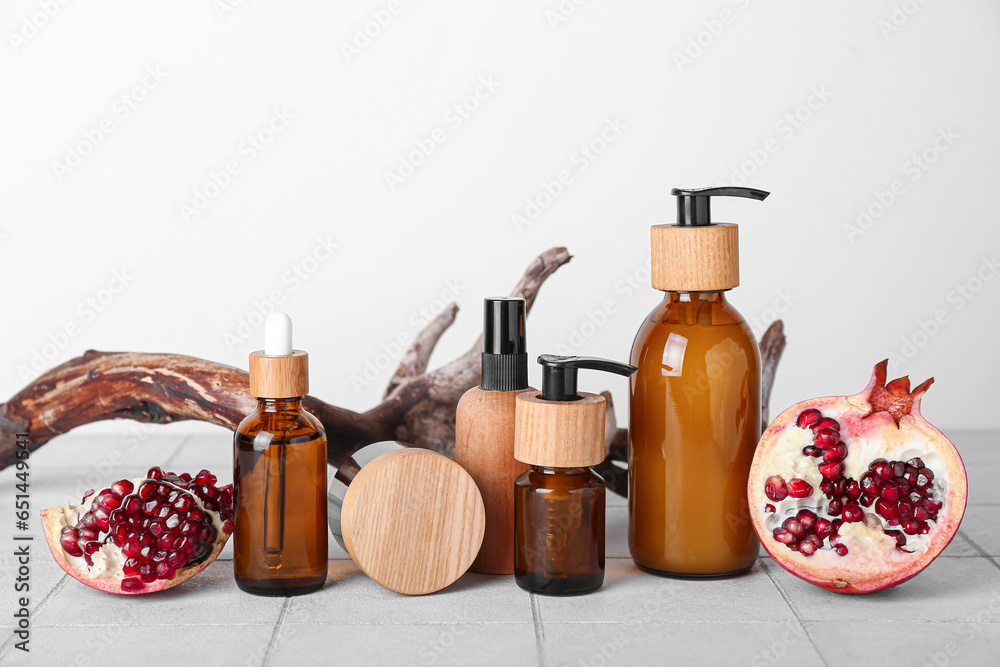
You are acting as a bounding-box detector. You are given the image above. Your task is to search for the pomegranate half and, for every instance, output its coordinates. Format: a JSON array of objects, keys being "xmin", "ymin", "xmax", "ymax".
[
  {"xmin": 748, "ymin": 361, "xmax": 967, "ymax": 593},
  {"xmin": 41, "ymin": 467, "xmax": 233, "ymax": 594}
]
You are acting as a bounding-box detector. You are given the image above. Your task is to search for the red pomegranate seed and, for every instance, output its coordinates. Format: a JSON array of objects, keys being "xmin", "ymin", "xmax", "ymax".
[
  {"xmin": 834, "ymin": 543, "xmax": 849, "ymax": 556},
  {"xmin": 907, "ymin": 457, "xmax": 925, "ymax": 469},
  {"xmin": 819, "ymin": 462, "xmax": 845, "ymax": 479},
  {"xmin": 860, "ymin": 472, "xmax": 880, "ymax": 496},
  {"xmin": 765, "ymin": 476, "xmax": 788, "ymax": 501},
  {"xmin": 860, "ymin": 494, "xmax": 876, "ymax": 507},
  {"xmin": 802, "ymin": 446, "xmax": 821, "ymax": 457},
  {"xmin": 156, "ymin": 564, "xmax": 176, "ymax": 581},
  {"xmin": 813, "ymin": 519, "xmax": 833, "ymax": 539},
  {"xmin": 814, "ymin": 428, "xmax": 841, "ymax": 448},
  {"xmin": 828, "ymin": 498, "xmax": 843, "ymax": 515},
  {"xmin": 870, "ymin": 459, "xmax": 892, "ymax": 481},
  {"xmin": 796, "ymin": 409, "xmax": 822, "ymax": 429},
  {"xmin": 796, "ymin": 509, "xmax": 817, "ymax": 530},
  {"xmin": 788, "ymin": 479, "xmax": 814, "ymax": 498},
  {"xmin": 195, "ymin": 470, "xmax": 217, "ymax": 486},
  {"xmin": 147, "ymin": 467, "xmax": 164, "ymax": 480},
  {"xmin": 121, "ymin": 578, "xmax": 144, "ymax": 592},
  {"xmin": 917, "ymin": 470, "xmax": 934, "ymax": 487},
  {"xmin": 166, "ymin": 551, "xmax": 187, "ymax": 569},
  {"xmin": 765, "ymin": 504, "xmax": 775, "ymax": 513},
  {"xmin": 842, "ymin": 503, "xmax": 864, "ymax": 523},
  {"xmin": 798, "ymin": 539, "xmax": 818, "ymax": 557},
  {"xmin": 820, "ymin": 480, "xmax": 833, "ymax": 497},
  {"xmin": 773, "ymin": 529, "xmax": 796, "ymax": 545},
  {"xmin": 60, "ymin": 534, "xmax": 83, "ymax": 557},
  {"xmin": 81, "ymin": 489, "xmax": 95, "ymax": 503},
  {"xmin": 822, "ymin": 444, "xmax": 848, "ymax": 462},
  {"xmin": 123, "ymin": 540, "xmax": 141, "ymax": 557},
  {"xmin": 813, "ymin": 417, "xmax": 840, "ymax": 431},
  {"xmin": 884, "ymin": 529, "xmax": 907, "ymax": 548},
  {"xmin": 138, "ymin": 563, "xmax": 157, "ymax": 583},
  {"xmin": 897, "ymin": 498, "xmax": 914, "ymax": 518},
  {"xmin": 876, "ymin": 498, "xmax": 898, "ymax": 519},
  {"xmin": 111, "ymin": 480, "xmax": 134, "ymax": 498},
  {"xmin": 845, "ymin": 480, "xmax": 861, "ymax": 500},
  {"xmin": 891, "ymin": 461, "xmax": 906, "ymax": 478},
  {"xmin": 137, "ymin": 481, "xmax": 157, "ymax": 500},
  {"xmin": 173, "ymin": 495, "xmax": 195, "ymax": 512},
  {"xmin": 902, "ymin": 519, "xmax": 921, "ymax": 535},
  {"xmin": 880, "ymin": 481, "xmax": 901, "ymax": 502}
]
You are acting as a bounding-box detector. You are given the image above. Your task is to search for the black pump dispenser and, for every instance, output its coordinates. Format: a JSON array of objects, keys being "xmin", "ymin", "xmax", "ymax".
[
  {"xmin": 480, "ymin": 297, "xmax": 529, "ymax": 391},
  {"xmin": 538, "ymin": 355, "xmax": 637, "ymax": 402},
  {"xmin": 671, "ymin": 186, "xmax": 770, "ymax": 226}
]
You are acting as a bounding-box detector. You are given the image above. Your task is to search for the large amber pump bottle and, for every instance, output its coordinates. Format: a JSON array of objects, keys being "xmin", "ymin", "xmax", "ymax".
[
  {"xmin": 234, "ymin": 312, "xmax": 328, "ymax": 596},
  {"xmin": 629, "ymin": 186, "xmax": 769, "ymax": 578}
]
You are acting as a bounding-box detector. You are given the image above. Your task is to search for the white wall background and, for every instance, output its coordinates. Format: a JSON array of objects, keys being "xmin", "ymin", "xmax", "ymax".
[{"xmin": 1, "ymin": 0, "xmax": 998, "ymax": 438}]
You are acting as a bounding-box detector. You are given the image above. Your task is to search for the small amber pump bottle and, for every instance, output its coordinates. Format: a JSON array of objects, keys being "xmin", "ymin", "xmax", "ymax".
[
  {"xmin": 514, "ymin": 355, "xmax": 636, "ymax": 595},
  {"xmin": 456, "ymin": 297, "xmax": 531, "ymax": 574},
  {"xmin": 629, "ymin": 186, "xmax": 768, "ymax": 578},
  {"xmin": 234, "ymin": 312, "xmax": 328, "ymax": 596}
]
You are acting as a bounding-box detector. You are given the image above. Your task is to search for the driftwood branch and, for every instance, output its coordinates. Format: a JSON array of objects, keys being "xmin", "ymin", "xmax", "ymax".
[{"xmin": 0, "ymin": 246, "xmax": 785, "ymax": 499}]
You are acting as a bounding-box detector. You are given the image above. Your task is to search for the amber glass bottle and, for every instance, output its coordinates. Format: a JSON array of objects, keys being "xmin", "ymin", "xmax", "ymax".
[
  {"xmin": 629, "ymin": 291, "xmax": 760, "ymax": 577},
  {"xmin": 513, "ymin": 355, "xmax": 636, "ymax": 596},
  {"xmin": 234, "ymin": 313, "xmax": 327, "ymax": 596},
  {"xmin": 514, "ymin": 466, "xmax": 605, "ymax": 595}
]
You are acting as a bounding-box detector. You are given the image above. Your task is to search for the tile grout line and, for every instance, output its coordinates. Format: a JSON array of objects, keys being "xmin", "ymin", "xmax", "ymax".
[
  {"xmin": 956, "ymin": 531, "xmax": 1000, "ymax": 572},
  {"xmin": 530, "ymin": 593, "xmax": 546, "ymax": 667},
  {"xmin": 759, "ymin": 559, "xmax": 830, "ymax": 667},
  {"xmin": 0, "ymin": 573, "xmax": 69, "ymax": 661},
  {"xmin": 260, "ymin": 596, "xmax": 292, "ymax": 667}
]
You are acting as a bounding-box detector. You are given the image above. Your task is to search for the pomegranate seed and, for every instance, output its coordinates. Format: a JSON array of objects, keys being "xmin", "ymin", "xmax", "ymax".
[
  {"xmin": 860, "ymin": 494, "xmax": 876, "ymax": 507},
  {"xmin": 880, "ymin": 481, "xmax": 901, "ymax": 502},
  {"xmin": 860, "ymin": 472, "xmax": 880, "ymax": 496},
  {"xmin": 907, "ymin": 457, "xmax": 925, "ymax": 469},
  {"xmin": 765, "ymin": 476, "xmax": 788, "ymax": 501},
  {"xmin": 151, "ymin": 550, "xmax": 168, "ymax": 563},
  {"xmin": 819, "ymin": 462, "xmax": 845, "ymax": 479},
  {"xmin": 891, "ymin": 461, "xmax": 906, "ymax": 478},
  {"xmin": 60, "ymin": 534, "xmax": 83, "ymax": 557},
  {"xmin": 111, "ymin": 480, "xmax": 134, "ymax": 497},
  {"xmin": 81, "ymin": 489, "xmax": 95, "ymax": 503},
  {"xmin": 155, "ymin": 505, "xmax": 172, "ymax": 520},
  {"xmin": 121, "ymin": 578, "xmax": 144, "ymax": 592},
  {"xmin": 897, "ymin": 498, "xmax": 914, "ymax": 518},
  {"xmin": 798, "ymin": 539, "xmax": 818, "ymax": 557},
  {"xmin": 913, "ymin": 506, "xmax": 929, "ymax": 521},
  {"xmin": 138, "ymin": 481, "xmax": 157, "ymax": 500},
  {"xmin": 845, "ymin": 480, "xmax": 861, "ymax": 500},
  {"xmin": 796, "ymin": 509, "xmax": 817, "ymax": 530},
  {"xmin": 180, "ymin": 520, "xmax": 198, "ymax": 536},
  {"xmin": 902, "ymin": 519, "xmax": 921, "ymax": 535},
  {"xmin": 173, "ymin": 495, "xmax": 195, "ymax": 512},
  {"xmin": 84, "ymin": 540, "xmax": 102, "ymax": 555},
  {"xmin": 187, "ymin": 508, "xmax": 204, "ymax": 523},
  {"xmin": 917, "ymin": 470, "xmax": 934, "ymax": 487},
  {"xmin": 828, "ymin": 498, "xmax": 843, "ymax": 516},
  {"xmin": 788, "ymin": 479, "xmax": 814, "ymax": 498},
  {"xmin": 123, "ymin": 558, "xmax": 141, "ymax": 576},
  {"xmin": 842, "ymin": 503, "xmax": 863, "ymax": 523},
  {"xmin": 870, "ymin": 459, "xmax": 892, "ymax": 481},
  {"xmin": 195, "ymin": 470, "xmax": 217, "ymax": 486},
  {"xmin": 165, "ymin": 514, "xmax": 181, "ymax": 530},
  {"xmin": 138, "ymin": 531, "xmax": 156, "ymax": 547},
  {"xmin": 814, "ymin": 428, "xmax": 841, "ymax": 448},
  {"xmin": 820, "ymin": 481, "xmax": 833, "ymax": 497},
  {"xmin": 166, "ymin": 551, "xmax": 187, "ymax": 569},
  {"xmin": 884, "ymin": 529, "xmax": 907, "ymax": 548},
  {"xmin": 802, "ymin": 446, "xmax": 821, "ymax": 457},
  {"xmin": 157, "ymin": 534, "xmax": 175, "ymax": 550},
  {"xmin": 179, "ymin": 472, "xmax": 193, "ymax": 483},
  {"xmin": 156, "ymin": 482, "xmax": 172, "ymax": 498},
  {"xmin": 147, "ymin": 466, "xmax": 164, "ymax": 480},
  {"xmin": 813, "ymin": 519, "xmax": 833, "ymax": 539},
  {"xmin": 887, "ymin": 517, "xmax": 901, "ymax": 526},
  {"xmin": 796, "ymin": 409, "xmax": 822, "ymax": 429},
  {"xmin": 123, "ymin": 540, "xmax": 142, "ymax": 557},
  {"xmin": 138, "ymin": 563, "xmax": 157, "ymax": 583},
  {"xmin": 765, "ymin": 504, "xmax": 775, "ymax": 513},
  {"xmin": 833, "ymin": 478, "xmax": 847, "ymax": 496},
  {"xmin": 822, "ymin": 444, "xmax": 848, "ymax": 462},
  {"xmin": 156, "ymin": 564, "xmax": 176, "ymax": 581},
  {"xmin": 773, "ymin": 529, "xmax": 796, "ymax": 545},
  {"xmin": 876, "ymin": 498, "xmax": 898, "ymax": 519},
  {"xmin": 834, "ymin": 543, "xmax": 849, "ymax": 556},
  {"xmin": 814, "ymin": 417, "xmax": 840, "ymax": 431},
  {"xmin": 148, "ymin": 520, "xmax": 167, "ymax": 537},
  {"xmin": 222, "ymin": 519, "xmax": 234, "ymax": 534}
]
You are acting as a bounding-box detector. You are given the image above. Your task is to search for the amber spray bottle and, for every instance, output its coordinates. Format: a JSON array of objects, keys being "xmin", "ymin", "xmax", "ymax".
[
  {"xmin": 234, "ymin": 312, "xmax": 328, "ymax": 595},
  {"xmin": 456, "ymin": 297, "xmax": 531, "ymax": 574},
  {"xmin": 514, "ymin": 355, "xmax": 636, "ymax": 595},
  {"xmin": 629, "ymin": 186, "xmax": 768, "ymax": 578}
]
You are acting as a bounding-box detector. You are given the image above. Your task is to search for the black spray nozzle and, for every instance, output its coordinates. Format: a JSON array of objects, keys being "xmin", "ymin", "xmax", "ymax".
[
  {"xmin": 481, "ymin": 297, "xmax": 529, "ymax": 391},
  {"xmin": 538, "ymin": 354, "xmax": 637, "ymax": 402},
  {"xmin": 671, "ymin": 186, "xmax": 770, "ymax": 226}
]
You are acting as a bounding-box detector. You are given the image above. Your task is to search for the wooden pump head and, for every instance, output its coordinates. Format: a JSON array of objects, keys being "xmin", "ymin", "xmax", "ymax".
[{"xmin": 651, "ymin": 186, "xmax": 769, "ymax": 292}]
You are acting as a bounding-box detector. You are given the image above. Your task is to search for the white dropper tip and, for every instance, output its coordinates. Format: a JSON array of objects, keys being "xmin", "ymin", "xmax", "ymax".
[{"xmin": 264, "ymin": 312, "xmax": 293, "ymax": 356}]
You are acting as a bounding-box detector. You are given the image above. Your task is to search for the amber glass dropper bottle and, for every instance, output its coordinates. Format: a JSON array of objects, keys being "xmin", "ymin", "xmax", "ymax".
[
  {"xmin": 629, "ymin": 186, "xmax": 768, "ymax": 578},
  {"xmin": 234, "ymin": 312, "xmax": 328, "ymax": 596}
]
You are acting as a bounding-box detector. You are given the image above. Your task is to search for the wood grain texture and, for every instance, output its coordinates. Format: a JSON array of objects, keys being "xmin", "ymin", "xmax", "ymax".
[
  {"xmin": 455, "ymin": 387, "xmax": 529, "ymax": 574},
  {"xmin": 651, "ymin": 223, "xmax": 739, "ymax": 291},
  {"xmin": 514, "ymin": 391, "xmax": 606, "ymax": 468},
  {"xmin": 340, "ymin": 448, "xmax": 485, "ymax": 595},
  {"xmin": 248, "ymin": 350, "xmax": 309, "ymax": 398}
]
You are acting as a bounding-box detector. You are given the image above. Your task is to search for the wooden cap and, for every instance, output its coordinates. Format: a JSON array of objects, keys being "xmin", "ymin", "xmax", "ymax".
[
  {"xmin": 248, "ymin": 350, "xmax": 309, "ymax": 398},
  {"xmin": 514, "ymin": 391, "xmax": 606, "ymax": 467},
  {"xmin": 340, "ymin": 448, "xmax": 485, "ymax": 595},
  {"xmin": 651, "ymin": 223, "xmax": 739, "ymax": 291}
]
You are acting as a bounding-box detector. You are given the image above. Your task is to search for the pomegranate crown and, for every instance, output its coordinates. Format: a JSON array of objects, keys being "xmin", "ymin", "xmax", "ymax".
[{"xmin": 863, "ymin": 360, "xmax": 934, "ymax": 427}]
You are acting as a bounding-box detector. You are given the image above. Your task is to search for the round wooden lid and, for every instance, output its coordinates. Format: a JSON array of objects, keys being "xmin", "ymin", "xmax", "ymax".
[
  {"xmin": 651, "ymin": 223, "xmax": 739, "ymax": 291},
  {"xmin": 514, "ymin": 391, "xmax": 606, "ymax": 467},
  {"xmin": 248, "ymin": 350, "xmax": 309, "ymax": 398},
  {"xmin": 340, "ymin": 448, "xmax": 485, "ymax": 595}
]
